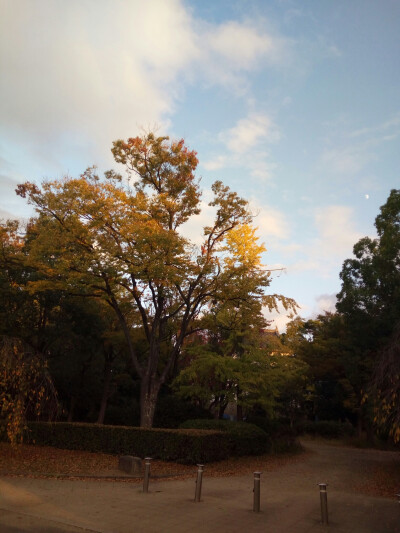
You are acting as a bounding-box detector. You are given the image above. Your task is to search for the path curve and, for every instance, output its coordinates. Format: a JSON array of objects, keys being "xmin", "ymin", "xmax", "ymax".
[{"xmin": 1, "ymin": 439, "xmax": 399, "ymax": 533}]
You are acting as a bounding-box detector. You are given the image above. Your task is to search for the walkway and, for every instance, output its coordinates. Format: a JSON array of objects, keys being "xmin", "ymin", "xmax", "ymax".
[{"xmin": 0, "ymin": 440, "xmax": 399, "ymax": 532}]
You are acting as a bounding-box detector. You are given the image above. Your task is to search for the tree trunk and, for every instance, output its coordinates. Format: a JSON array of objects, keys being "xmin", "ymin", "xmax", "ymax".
[
  {"xmin": 356, "ymin": 409, "xmax": 363, "ymax": 438},
  {"xmin": 218, "ymin": 400, "xmax": 228, "ymax": 420},
  {"xmin": 140, "ymin": 376, "xmax": 161, "ymax": 428},
  {"xmin": 67, "ymin": 396, "xmax": 76, "ymax": 422},
  {"xmin": 236, "ymin": 385, "xmax": 243, "ymax": 421},
  {"xmin": 97, "ymin": 358, "xmax": 112, "ymax": 424}
]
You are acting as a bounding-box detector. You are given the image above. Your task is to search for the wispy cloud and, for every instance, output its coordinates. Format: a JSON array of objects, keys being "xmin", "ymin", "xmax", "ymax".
[
  {"xmin": 289, "ymin": 204, "xmax": 362, "ymax": 277},
  {"xmin": 320, "ymin": 112, "xmax": 400, "ymax": 178},
  {"xmin": 250, "ymin": 199, "xmax": 290, "ymax": 242},
  {"xmin": 204, "ymin": 112, "xmax": 281, "ymax": 181},
  {"xmin": 205, "ymin": 21, "xmax": 280, "ymax": 71},
  {"xmin": 314, "ymin": 206, "xmax": 363, "ymax": 259},
  {"xmin": 221, "ymin": 114, "xmax": 280, "ymax": 154},
  {"xmin": 348, "ymin": 112, "xmax": 400, "ymax": 138},
  {"xmin": 320, "ymin": 146, "xmax": 375, "ymax": 176}
]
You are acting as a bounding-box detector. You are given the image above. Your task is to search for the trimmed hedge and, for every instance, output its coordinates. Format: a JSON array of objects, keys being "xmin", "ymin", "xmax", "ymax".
[
  {"xmin": 179, "ymin": 419, "xmax": 271, "ymax": 456},
  {"xmin": 296, "ymin": 420, "xmax": 355, "ymax": 439},
  {"xmin": 246, "ymin": 416, "xmax": 300, "ymax": 453},
  {"xmin": 26, "ymin": 422, "xmax": 230, "ymax": 464}
]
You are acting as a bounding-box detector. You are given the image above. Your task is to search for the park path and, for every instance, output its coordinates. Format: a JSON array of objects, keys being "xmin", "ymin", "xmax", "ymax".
[{"xmin": 0, "ymin": 439, "xmax": 399, "ymax": 532}]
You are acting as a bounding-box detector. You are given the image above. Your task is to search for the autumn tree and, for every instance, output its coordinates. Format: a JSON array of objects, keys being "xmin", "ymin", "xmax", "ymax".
[
  {"xmin": 1, "ymin": 219, "xmax": 125, "ymax": 426},
  {"xmin": 0, "ymin": 219, "xmax": 56, "ymax": 350},
  {"xmin": 174, "ymin": 224, "xmax": 299, "ymax": 419},
  {"xmin": 17, "ymin": 133, "xmax": 283, "ymax": 428},
  {"xmin": 0, "ymin": 336, "xmax": 57, "ymax": 444}
]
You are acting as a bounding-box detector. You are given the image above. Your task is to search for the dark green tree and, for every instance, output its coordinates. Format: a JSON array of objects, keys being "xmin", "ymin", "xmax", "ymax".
[{"xmin": 337, "ymin": 189, "xmax": 400, "ymax": 438}]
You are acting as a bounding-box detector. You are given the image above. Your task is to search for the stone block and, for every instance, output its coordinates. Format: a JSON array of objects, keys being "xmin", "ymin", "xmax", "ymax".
[{"xmin": 118, "ymin": 455, "xmax": 142, "ymax": 474}]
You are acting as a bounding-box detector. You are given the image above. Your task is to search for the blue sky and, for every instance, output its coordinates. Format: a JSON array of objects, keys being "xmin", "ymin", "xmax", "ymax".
[{"xmin": 1, "ymin": 0, "xmax": 399, "ymax": 330}]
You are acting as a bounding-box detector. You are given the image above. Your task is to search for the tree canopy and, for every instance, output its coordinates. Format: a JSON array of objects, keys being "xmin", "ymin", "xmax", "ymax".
[{"xmin": 15, "ymin": 132, "xmax": 296, "ymax": 428}]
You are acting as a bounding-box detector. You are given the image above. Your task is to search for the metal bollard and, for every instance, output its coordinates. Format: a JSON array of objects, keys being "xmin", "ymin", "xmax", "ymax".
[
  {"xmin": 143, "ymin": 457, "xmax": 152, "ymax": 493},
  {"xmin": 318, "ymin": 483, "xmax": 329, "ymax": 525},
  {"xmin": 194, "ymin": 464, "xmax": 204, "ymax": 502},
  {"xmin": 396, "ymin": 493, "xmax": 400, "ymax": 504},
  {"xmin": 253, "ymin": 472, "xmax": 261, "ymax": 512}
]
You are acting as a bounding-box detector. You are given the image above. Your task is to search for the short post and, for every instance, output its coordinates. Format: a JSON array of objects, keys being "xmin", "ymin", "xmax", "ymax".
[
  {"xmin": 143, "ymin": 457, "xmax": 152, "ymax": 493},
  {"xmin": 194, "ymin": 464, "xmax": 204, "ymax": 502},
  {"xmin": 318, "ymin": 483, "xmax": 329, "ymax": 525},
  {"xmin": 253, "ymin": 472, "xmax": 261, "ymax": 512},
  {"xmin": 396, "ymin": 493, "xmax": 400, "ymax": 504}
]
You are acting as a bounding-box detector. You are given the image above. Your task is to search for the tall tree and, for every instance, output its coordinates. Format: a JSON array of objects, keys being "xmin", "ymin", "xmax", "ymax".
[
  {"xmin": 337, "ymin": 189, "xmax": 400, "ymax": 437},
  {"xmin": 17, "ymin": 133, "xmax": 285, "ymax": 428},
  {"xmin": 174, "ymin": 223, "xmax": 298, "ymax": 419},
  {"xmin": 337, "ymin": 189, "xmax": 400, "ymax": 345},
  {"xmin": 371, "ymin": 323, "xmax": 400, "ymax": 441},
  {"xmin": 285, "ymin": 314, "xmax": 361, "ymax": 423}
]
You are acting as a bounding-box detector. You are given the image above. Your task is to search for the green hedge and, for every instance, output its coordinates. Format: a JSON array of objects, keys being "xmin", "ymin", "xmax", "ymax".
[
  {"xmin": 246, "ymin": 416, "xmax": 300, "ymax": 453},
  {"xmin": 296, "ymin": 420, "xmax": 355, "ymax": 439},
  {"xmin": 179, "ymin": 419, "xmax": 271, "ymax": 456},
  {"xmin": 26, "ymin": 422, "xmax": 230, "ymax": 464}
]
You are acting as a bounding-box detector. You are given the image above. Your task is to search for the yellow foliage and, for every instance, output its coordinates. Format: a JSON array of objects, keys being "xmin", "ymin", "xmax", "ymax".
[{"xmin": 224, "ymin": 224, "xmax": 266, "ymax": 269}]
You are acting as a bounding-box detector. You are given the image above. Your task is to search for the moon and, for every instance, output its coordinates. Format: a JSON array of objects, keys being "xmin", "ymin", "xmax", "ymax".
[{"xmin": 365, "ymin": 194, "xmax": 369, "ymax": 199}]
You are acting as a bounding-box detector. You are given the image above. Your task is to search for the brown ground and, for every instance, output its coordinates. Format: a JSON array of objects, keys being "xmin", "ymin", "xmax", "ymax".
[
  {"xmin": 0, "ymin": 438, "xmax": 399, "ymax": 498},
  {"xmin": 0, "ymin": 441, "xmax": 306, "ymax": 481}
]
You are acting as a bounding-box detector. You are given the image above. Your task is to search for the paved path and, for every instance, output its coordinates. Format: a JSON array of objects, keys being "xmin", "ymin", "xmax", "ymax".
[{"xmin": 0, "ymin": 440, "xmax": 399, "ymax": 532}]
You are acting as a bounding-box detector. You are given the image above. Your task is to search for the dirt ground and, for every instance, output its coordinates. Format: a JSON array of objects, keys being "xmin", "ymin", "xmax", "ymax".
[
  {"xmin": 1, "ymin": 438, "xmax": 400, "ymax": 532},
  {"xmin": 0, "ymin": 437, "xmax": 399, "ymax": 497}
]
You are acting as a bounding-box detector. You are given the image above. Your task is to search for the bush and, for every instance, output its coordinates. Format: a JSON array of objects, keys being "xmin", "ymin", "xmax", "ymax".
[
  {"xmin": 246, "ymin": 416, "xmax": 300, "ymax": 453},
  {"xmin": 153, "ymin": 395, "xmax": 212, "ymax": 428},
  {"xmin": 26, "ymin": 422, "xmax": 230, "ymax": 464},
  {"xmin": 179, "ymin": 419, "xmax": 271, "ymax": 456},
  {"xmin": 296, "ymin": 420, "xmax": 355, "ymax": 439}
]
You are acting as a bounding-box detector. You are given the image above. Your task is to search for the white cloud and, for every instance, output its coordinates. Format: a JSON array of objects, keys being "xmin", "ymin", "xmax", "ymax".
[
  {"xmin": 320, "ymin": 146, "xmax": 373, "ymax": 176},
  {"xmin": 283, "ymin": 205, "xmax": 363, "ymax": 279},
  {"xmin": 203, "ymin": 112, "xmax": 281, "ymax": 181},
  {"xmin": 289, "ymin": 259, "xmax": 323, "ymax": 274},
  {"xmin": 348, "ymin": 112, "xmax": 400, "ymax": 139},
  {"xmin": 264, "ymin": 301, "xmax": 307, "ymax": 333},
  {"xmin": 314, "ymin": 205, "xmax": 362, "ymax": 256},
  {"xmin": 206, "ymin": 21, "xmax": 278, "ymax": 71},
  {"xmin": 320, "ymin": 113, "xmax": 400, "ymax": 178},
  {"xmin": 313, "ymin": 293, "xmax": 337, "ymax": 316},
  {"xmin": 251, "ymin": 201, "xmax": 290, "ymax": 242},
  {"xmin": 179, "ymin": 193, "xmax": 291, "ymax": 250},
  {"xmin": 0, "ymin": 0, "xmax": 197, "ymax": 174},
  {"xmin": 288, "ymin": 205, "xmax": 362, "ymax": 279},
  {"xmin": 221, "ymin": 114, "xmax": 280, "ymax": 154},
  {"xmin": 203, "ymin": 155, "xmax": 227, "ymax": 171},
  {"xmin": 0, "ymin": 1, "xmax": 289, "ymax": 178}
]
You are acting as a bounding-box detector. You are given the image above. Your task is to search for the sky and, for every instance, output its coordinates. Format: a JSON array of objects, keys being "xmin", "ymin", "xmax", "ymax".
[{"xmin": 1, "ymin": 0, "xmax": 399, "ymax": 331}]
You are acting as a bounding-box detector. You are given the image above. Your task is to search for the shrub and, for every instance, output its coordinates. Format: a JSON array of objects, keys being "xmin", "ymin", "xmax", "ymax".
[
  {"xmin": 153, "ymin": 395, "xmax": 212, "ymax": 428},
  {"xmin": 246, "ymin": 416, "xmax": 300, "ymax": 453},
  {"xmin": 179, "ymin": 419, "xmax": 271, "ymax": 456},
  {"xmin": 26, "ymin": 422, "xmax": 230, "ymax": 464}
]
